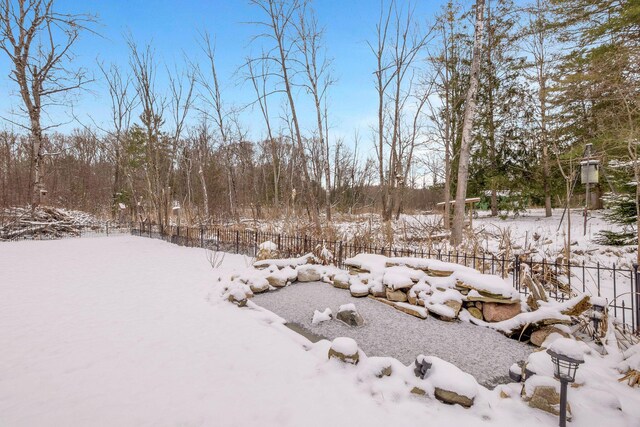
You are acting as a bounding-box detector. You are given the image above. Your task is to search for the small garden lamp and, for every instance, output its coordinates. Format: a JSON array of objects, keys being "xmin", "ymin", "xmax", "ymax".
[{"xmin": 547, "ymin": 348, "xmax": 584, "ymax": 427}]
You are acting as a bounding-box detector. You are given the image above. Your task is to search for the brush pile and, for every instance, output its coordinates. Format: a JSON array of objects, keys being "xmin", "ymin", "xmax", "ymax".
[{"xmin": 0, "ymin": 206, "xmax": 102, "ymax": 241}]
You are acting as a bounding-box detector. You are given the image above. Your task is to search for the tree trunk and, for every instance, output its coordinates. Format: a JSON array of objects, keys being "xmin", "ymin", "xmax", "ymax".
[{"xmin": 451, "ymin": 0, "xmax": 485, "ymax": 246}]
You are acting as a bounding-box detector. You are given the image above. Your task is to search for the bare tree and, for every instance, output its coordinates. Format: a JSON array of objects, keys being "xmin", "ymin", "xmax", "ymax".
[
  {"xmin": 294, "ymin": 3, "xmax": 334, "ymax": 221},
  {"xmin": 98, "ymin": 62, "xmax": 138, "ymax": 220},
  {"xmin": 370, "ymin": 0, "xmax": 431, "ymax": 222},
  {"xmin": 246, "ymin": 52, "xmax": 281, "ymax": 207},
  {"xmin": 0, "ymin": 0, "xmax": 95, "ymax": 207},
  {"xmin": 526, "ymin": 0, "xmax": 553, "ymax": 217},
  {"xmin": 451, "ymin": 0, "xmax": 485, "ymax": 246},
  {"xmin": 249, "ymin": 0, "xmax": 320, "ymax": 230}
]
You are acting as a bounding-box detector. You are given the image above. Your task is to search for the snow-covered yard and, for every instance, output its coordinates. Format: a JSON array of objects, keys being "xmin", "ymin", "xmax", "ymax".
[{"xmin": 1, "ymin": 236, "xmax": 638, "ymax": 426}]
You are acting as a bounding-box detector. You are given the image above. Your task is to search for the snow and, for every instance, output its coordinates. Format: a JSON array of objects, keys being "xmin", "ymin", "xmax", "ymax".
[
  {"xmin": 455, "ymin": 271, "xmax": 520, "ymax": 299},
  {"xmin": 259, "ymin": 240, "xmax": 278, "ymax": 250},
  {"xmin": 524, "ymin": 375, "xmax": 559, "ymax": 396},
  {"xmin": 349, "ymin": 282, "xmax": 370, "ymax": 294},
  {"xmin": 339, "ymin": 303, "xmax": 357, "ymax": 313},
  {"xmin": 254, "ymin": 281, "xmax": 533, "ymax": 386},
  {"xmin": 547, "ymin": 338, "xmax": 589, "ymax": 362},
  {"xmin": 312, "ymin": 308, "xmax": 333, "ymax": 325},
  {"xmin": 418, "ymin": 355, "xmax": 479, "ymax": 399},
  {"xmin": 331, "ymin": 337, "xmax": 358, "ymax": 355},
  {"xmin": 2, "ymin": 236, "xmax": 639, "ymax": 427},
  {"xmin": 343, "ymin": 253, "xmax": 388, "ymax": 275},
  {"xmin": 390, "ymin": 256, "xmax": 478, "ymax": 274},
  {"xmin": 383, "ymin": 266, "xmax": 416, "ymax": 290},
  {"xmin": 253, "ymin": 252, "xmax": 315, "ymax": 268}
]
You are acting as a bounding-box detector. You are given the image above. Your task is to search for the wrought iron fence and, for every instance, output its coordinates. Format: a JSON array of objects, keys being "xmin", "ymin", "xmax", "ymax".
[{"xmin": 132, "ymin": 221, "xmax": 640, "ymax": 334}]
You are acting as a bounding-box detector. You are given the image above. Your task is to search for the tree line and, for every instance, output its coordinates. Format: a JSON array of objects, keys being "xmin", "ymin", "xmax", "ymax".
[{"xmin": 0, "ymin": 0, "xmax": 638, "ymax": 245}]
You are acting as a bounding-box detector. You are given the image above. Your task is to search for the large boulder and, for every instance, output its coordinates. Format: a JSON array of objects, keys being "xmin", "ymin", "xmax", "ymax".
[
  {"xmin": 444, "ymin": 300, "xmax": 462, "ymax": 317},
  {"xmin": 332, "ymin": 273, "xmax": 351, "ymax": 289},
  {"xmin": 350, "ymin": 283, "xmax": 370, "ymax": 297},
  {"xmin": 297, "ymin": 265, "xmax": 322, "ymax": 282},
  {"xmin": 483, "ymin": 302, "xmax": 521, "ymax": 322},
  {"xmin": 336, "ymin": 303, "xmax": 365, "ymax": 327},
  {"xmin": 266, "ymin": 274, "xmax": 287, "ymax": 288},
  {"xmin": 328, "ymin": 337, "xmax": 360, "ymax": 364},
  {"xmin": 523, "ymin": 376, "xmax": 571, "ymax": 420},
  {"xmin": 256, "ymin": 241, "xmax": 279, "ymax": 261},
  {"xmin": 248, "ymin": 277, "xmax": 270, "ymax": 293},
  {"xmin": 530, "ymin": 326, "xmax": 570, "ymax": 347},
  {"xmin": 417, "ymin": 355, "xmax": 478, "ymax": 408},
  {"xmin": 386, "ymin": 287, "xmax": 408, "ymax": 302}
]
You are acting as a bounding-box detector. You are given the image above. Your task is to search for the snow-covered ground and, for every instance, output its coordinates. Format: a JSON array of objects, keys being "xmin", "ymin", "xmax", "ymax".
[{"xmin": 1, "ymin": 236, "xmax": 638, "ymax": 426}]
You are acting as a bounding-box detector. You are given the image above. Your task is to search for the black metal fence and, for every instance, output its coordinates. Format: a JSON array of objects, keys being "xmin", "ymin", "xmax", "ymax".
[{"xmin": 132, "ymin": 222, "xmax": 640, "ymax": 334}]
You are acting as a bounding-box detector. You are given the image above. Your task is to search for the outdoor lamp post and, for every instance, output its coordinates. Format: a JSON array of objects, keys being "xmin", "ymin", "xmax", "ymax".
[{"xmin": 547, "ymin": 349, "xmax": 584, "ymax": 427}]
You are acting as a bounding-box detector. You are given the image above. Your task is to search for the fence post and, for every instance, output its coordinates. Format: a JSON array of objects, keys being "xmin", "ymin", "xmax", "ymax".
[
  {"xmin": 634, "ymin": 264, "xmax": 640, "ymax": 334},
  {"xmin": 200, "ymin": 226, "xmax": 204, "ymax": 248},
  {"xmin": 236, "ymin": 230, "xmax": 240, "ymax": 254},
  {"xmin": 254, "ymin": 230, "xmax": 258, "ymax": 257},
  {"xmin": 338, "ymin": 241, "xmax": 343, "ymax": 268},
  {"xmin": 513, "ymin": 255, "xmax": 520, "ymax": 290},
  {"xmin": 106, "ymin": 222, "xmax": 109, "ymax": 236}
]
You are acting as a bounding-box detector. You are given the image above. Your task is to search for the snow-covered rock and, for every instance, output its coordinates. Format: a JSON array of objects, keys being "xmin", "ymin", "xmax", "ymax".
[
  {"xmin": 482, "ymin": 302, "xmax": 521, "ymax": 322},
  {"xmin": 312, "ymin": 308, "xmax": 333, "ymax": 325},
  {"xmin": 350, "ymin": 282, "xmax": 369, "ymax": 297},
  {"xmin": 328, "ymin": 337, "xmax": 360, "ymax": 364},
  {"xmin": 417, "ymin": 355, "xmax": 479, "ymax": 408},
  {"xmin": 332, "ymin": 272, "xmax": 350, "ymax": 289},
  {"xmin": 336, "ymin": 303, "xmax": 364, "ymax": 327},
  {"xmin": 455, "ymin": 271, "xmax": 520, "ymax": 299},
  {"xmin": 297, "ymin": 265, "xmax": 322, "ymax": 282}
]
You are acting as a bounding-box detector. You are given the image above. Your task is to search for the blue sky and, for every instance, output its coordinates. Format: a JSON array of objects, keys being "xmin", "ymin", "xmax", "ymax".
[{"xmin": 0, "ymin": 0, "xmax": 451, "ymax": 143}]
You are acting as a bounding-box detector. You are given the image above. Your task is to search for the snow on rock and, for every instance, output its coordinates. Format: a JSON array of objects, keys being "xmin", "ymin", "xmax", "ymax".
[
  {"xmin": 523, "ymin": 374, "xmax": 559, "ymax": 397},
  {"xmin": 455, "ymin": 271, "xmax": 520, "ymax": 299},
  {"xmin": 525, "ymin": 350, "xmax": 556, "ymax": 378},
  {"xmin": 425, "ymin": 275, "xmax": 457, "ymax": 290},
  {"xmin": 253, "ymin": 253, "xmax": 316, "ymax": 269},
  {"xmin": 259, "ymin": 241, "xmax": 278, "ymax": 251},
  {"xmin": 387, "ymin": 257, "xmax": 478, "ymax": 275},
  {"xmin": 470, "ymin": 304, "xmax": 572, "ymax": 335},
  {"xmin": 356, "ymin": 356, "xmax": 400, "ymax": 379},
  {"xmin": 427, "ymin": 288, "xmax": 463, "ymax": 304},
  {"xmin": 312, "ymin": 308, "xmax": 333, "ymax": 325},
  {"xmin": 547, "ymin": 337, "xmax": 590, "ymax": 362},
  {"xmin": 619, "ymin": 343, "xmax": 640, "ymax": 373},
  {"xmin": 296, "ymin": 265, "xmax": 322, "ymax": 282},
  {"xmin": 349, "ymin": 282, "xmax": 370, "ymax": 297},
  {"xmin": 343, "ymin": 253, "xmax": 388, "ymax": 275},
  {"xmin": 266, "ymin": 266, "xmax": 298, "ymax": 288},
  {"xmin": 417, "ymin": 355, "xmax": 479, "ymax": 407},
  {"xmin": 382, "ymin": 266, "xmax": 417, "ymax": 290},
  {"xmin": 328, "ymin": 337, "xmax": 360, "ymax": 364},
  {"xmin": 332, "ymin": 272, "xmax": 350, "ymax": 289}
]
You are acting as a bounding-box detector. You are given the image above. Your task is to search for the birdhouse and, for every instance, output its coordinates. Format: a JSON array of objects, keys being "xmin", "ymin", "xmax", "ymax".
[{"xmin": 580, "ymin": 160, "xmax": 599, "ymax": 184}]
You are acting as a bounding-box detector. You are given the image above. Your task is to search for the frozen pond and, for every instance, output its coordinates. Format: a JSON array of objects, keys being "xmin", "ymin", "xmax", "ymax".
[{"xmin": 254, "ymin": 281, "xmax": 535, "ymax": 388}]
